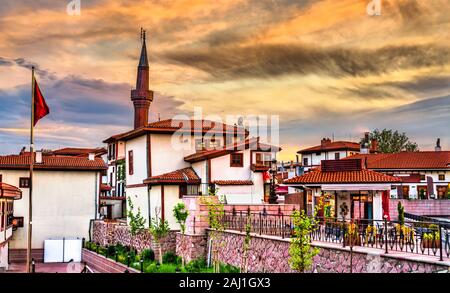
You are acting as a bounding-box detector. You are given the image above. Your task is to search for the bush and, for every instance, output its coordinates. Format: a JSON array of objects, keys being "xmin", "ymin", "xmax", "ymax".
[
  {"xmin": 220, "ymin": 263, "xmax": 240, "ymax": 273},
  {"xmin": 115, "ymin": 243, "xmax": 127, "ymax": 254},
  {"xmin": 106, "ymin": 245, "xmax": 116, "ymax": 257},
  {"xmin": 162, "ymin": 252, "xmax": 180, "ymax": 264},
  {"xmin": 145, "ymin": 263, "xmax": 158, "ymax": 273},
  {"xmin": 158, "ymin": 264, "xmax": 179, "ymax": 273},
  {"xmin": 185, "ymin": 257, "xmax": 208, "ymax": 273},
  {"xmin": 128, "ymin": 249, "xmax": 137, "ymax": 262},
  {"xmin": 141, "ymin": 249, "xmax": 155, "ymax": 262}
]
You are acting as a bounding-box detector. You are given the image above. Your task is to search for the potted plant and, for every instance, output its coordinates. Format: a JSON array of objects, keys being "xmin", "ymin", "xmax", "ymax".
[
  {"xmin": 422, "ymin": 224, "xmax": 440, "ymax": 248},
  {"xmin": 344, "ymin": 222, "xmax": 361, "ymax": 246}
]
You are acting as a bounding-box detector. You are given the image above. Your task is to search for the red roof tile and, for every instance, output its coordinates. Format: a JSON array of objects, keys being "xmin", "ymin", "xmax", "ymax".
[
  {"xmin": 143, "ymin": 167, "xmax": 200, "ymax": 185},
  {"xmin": 50, "ymin": 147, "xmax": 107, "ymax": 157},
  {"xmin": 104, "ymin": 119, "xmax": 248, "ymax": 142},
  {"xmin": 0, "ymin": 182, "xmax": 22, "ymax": 199},
  {"xmin": 284, "ymin": 169, "xmax": 401, "ymax": 184},
  {"xmin": 212, "ymin": 180, "xmax": 254, "ymax": 185},
  {"xmin": 184, "ymin": 138, "xmax": 281, "ymax": 163},
  {"xmin": 0, "ymin": 154, "xmax": 107, "ymax": 171},
  {"xmin": 345, "ymin": 152, "xmax": 450, "ymax": 170},
  {"xmin": 298, "ymin": 141, "xmax": 360, "ymax": 154}
]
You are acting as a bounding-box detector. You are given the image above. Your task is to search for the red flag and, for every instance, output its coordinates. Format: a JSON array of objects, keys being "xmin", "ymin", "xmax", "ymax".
[{"xmin": 33, "ymin": 78, "xmax": 49, "ymax": 126}]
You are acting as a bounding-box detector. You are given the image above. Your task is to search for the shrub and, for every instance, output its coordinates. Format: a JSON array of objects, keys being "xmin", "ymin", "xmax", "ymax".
[
  {"xmin": 185, "ymin": 257, "xmax": 207, "ymax": 273},
  {"xmin": 115, "ymin": 243, "xmax": 127, "ymax": 254},
  {"xmin": 117, "ymin": 254, "xmax": 127, "ymax": 264},
  {"xmin": 220, "ymin": 263, "xmax": 240, "ymax": 273},
  {"xmin": 162, "ymin": 252, "xmax": 180, "ymax": 264},
  {"xmin": 145, "ymin": 263, "xmax": 158, "ymax": 273},
  {"xmin": 141, "ymin": 249, "xmax": 155, "ymax": 262},
  {"xmin": 106, "ymin": 245, "xmax": 116, "ymax": 256},
  {"xmin": 158, "ymin": 264, "xmax": 178, "ymax": 273},
  {"xmin": 128, "ymin": 249, "xmax": 137, "ymax": 262}
]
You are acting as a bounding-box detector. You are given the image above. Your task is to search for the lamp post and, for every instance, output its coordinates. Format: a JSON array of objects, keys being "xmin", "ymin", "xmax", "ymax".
[{"xmin": 269, "ymin": 159, "xmax": 278, "ymax": 204}]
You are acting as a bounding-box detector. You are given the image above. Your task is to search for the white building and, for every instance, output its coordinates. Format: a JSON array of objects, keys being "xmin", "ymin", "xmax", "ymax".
[
  {"xmin": 284, "ymin": 159, "xmax": 400, "ymax": 221},
  {"xmin": 103, "ymin": 32, "xmax": 280, "ymax": 229},
  {"xmin": 0, "ymin": 149, "xmax": 107, "ymax": 262},
  {"xmin": 297, "ymin": 138, "xmax": 361, "ymax": 171},
  {"xmin": 345, "ymin": 151, "xmax": 450, "ymax": 200},
  {"xmin": 0, "ymin": 182, "xmax": 21, "ymax": 271}
]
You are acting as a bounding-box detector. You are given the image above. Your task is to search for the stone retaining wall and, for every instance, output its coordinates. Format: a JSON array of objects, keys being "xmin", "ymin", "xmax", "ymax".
[
  {"xmin": 175, "ymin": 233, "xmax": 207, "ymax": 263},
  {"xmin": 390, "ymin": 199, "xmax": 450, "ymax": 219},
  {"xmin": 92, "ymin": 220, "xmax": 177, "ymax": 258},
  {"xmin": 213, "ymin": 230, "xmax": 450, "ymax": 273},
  {"xmin": 82, "ymin": 248, "xmax": 139, "ymax": 273}
]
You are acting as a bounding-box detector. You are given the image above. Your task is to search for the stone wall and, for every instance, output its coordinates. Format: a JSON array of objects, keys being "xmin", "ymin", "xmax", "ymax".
[
  {"xmin": 175, "ymin": 233, "xmax": 208, "ymax": 263},
  {"xmin": 82, "ymin": 249, "xmax": 140, "ymax": 273},
  {"xmin": 92, "ymin": 220, "xmax": 177, "ymax": 258},
  {"xmin": 390, "ymin": 199, "xmax": 450, "ymax": 219},
  {"xmin": 213, "ymin": 230, "xmax": 450, "ymax": 273}
]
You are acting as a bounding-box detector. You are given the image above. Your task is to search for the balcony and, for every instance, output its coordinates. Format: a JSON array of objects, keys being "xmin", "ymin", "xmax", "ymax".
[{"xmin": 251, "ymin": 164, "xmax": 270, "ymax": 172}]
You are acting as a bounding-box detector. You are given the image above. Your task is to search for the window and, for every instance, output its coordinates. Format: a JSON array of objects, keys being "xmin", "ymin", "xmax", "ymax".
[
  {"xmin": 179, "ymin": 184, "xmax": 200, "ymax": 198},
  {"xmin": 206, "ymin": 139, "xmax": 221, "ymax": 149},
  {"xmin": 19, "ymin": 177, "xmax": 30, "ymax": 188},
  {"xmin": 128, "ymin": 150, "xmax": 134, "ymax": 175},
  {"xmin": 420, "ymin": 174, "xmax": 426, "ymax": 181},
  {"xmin": 315, "ymin": 152, "xmax": 321, "ymax": 156},
  {"xmin": 108, "ymin": 143, "xmax": 116, "ymax": 161},
  {"xmin": 195, "ymin": 139, "xmax": 205, "ymax": 151},
  {"xmin": 0, "ymin": 174, "xmax": 2, "ymax": 182},
  {"xmin": 303, "ymin": 158, "xmax": 309, "ymax": 166},
  {"xmin": 230, "ymin": 153, "xmax": 244, "ymax": 167},
  {"xmin": 334, "ymin": 152, "xmax": 340, "ymax": 160},
  {"xmin": 439, "ymin": 174, "xmax": 445, "ymax": 181},
  {"xmin": 437, "ymin": 186, "xmax": 448, "ymax": 199}
]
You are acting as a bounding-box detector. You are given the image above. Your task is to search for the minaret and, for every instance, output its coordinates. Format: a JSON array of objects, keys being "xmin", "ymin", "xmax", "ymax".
[{"xmin": 131, "ymin": 29, "xmax": 153, "ymax": 129}]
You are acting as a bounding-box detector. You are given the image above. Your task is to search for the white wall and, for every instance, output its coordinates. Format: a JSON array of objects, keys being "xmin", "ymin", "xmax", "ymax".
[
  {"xmin": 0, "ymin": 243, "xmax": 9, "ymax": 270},
  {"xmin": 387, "ymin": 171, "xmax": 450, "ymax": 199},
  {"xmin": 0, "ymin": 169, "xmax": 100, "ymax": 249},
  {"xmin": 126, "ymin": 135, "xmax": 148, "ymax": 185},
  {"xmin": 150, "ymin": 134, "xmax": 191, "ymax": 176},
  {"xmin": 302, "ymin": 150, "xmax": 357, "ymax": 170},
  {"xmin": 127, "ymin": 186, "xmax": 150, "ymax": 227}
]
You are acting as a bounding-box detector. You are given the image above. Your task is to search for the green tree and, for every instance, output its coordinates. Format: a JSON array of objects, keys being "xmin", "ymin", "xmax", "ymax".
[
  {"xmin": 127, "ymin": 196, "xmax": 146, "ymax": 252},
  {"xmin": 289, "ymin": 210, "xmax": 320, "ymax": 273},
  {"xmin": 173, "ymin": 202, "xmax": 189, "ymax": 266},
  {"xmin": 397, "ymin": 202, "xmax": 405, "ymax": 225},
  {"xmin": 201, "ymin": 196, "xmax": 226, "ymax": 273},
  {"xmin": 149, "ymin": 210, "xmax": 170, "ymax": 265},
  {"xmin": 366, "ymin": 129, "xmax": 419, "ymax": 153}
]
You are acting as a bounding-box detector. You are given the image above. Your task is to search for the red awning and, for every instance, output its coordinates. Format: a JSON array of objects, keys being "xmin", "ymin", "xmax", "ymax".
[{"xmin": 0, "ymin": 182, "xmax": 22, "ymax": 200}]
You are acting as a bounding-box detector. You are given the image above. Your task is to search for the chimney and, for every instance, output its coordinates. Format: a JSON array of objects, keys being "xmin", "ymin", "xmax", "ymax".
[
  {"xmin": 360, "ymin": 132, "xmax": 370, "ymax": 154},
  {"xmin": 88, "ymin": 153, "xmax": 95, "ymax": 161},
  {"xmin": 35, "ymin": 151, "xmax": 43, "ymax": 164},
  {"xmin": 435, "ymin": 138, "xmax": 442, "ymax": 152},
  {"xmin": 370, "ymin": 139, "xmax": 378, "ymax": 153},
  {"xmin": 321, "ymin": 138, "xmax": 332, "ymax": 147}
]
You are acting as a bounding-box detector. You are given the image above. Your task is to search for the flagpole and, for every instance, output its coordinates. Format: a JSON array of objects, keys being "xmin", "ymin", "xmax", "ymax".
[{"xmin": 26, "ymin": 67, "xmax": 35, "ymax": 273}]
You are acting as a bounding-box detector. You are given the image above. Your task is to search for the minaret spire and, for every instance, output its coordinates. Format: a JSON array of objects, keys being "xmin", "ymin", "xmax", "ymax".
[{"xmin": 131, "ymin": 28, "xmax": 153, "ymax": 129}]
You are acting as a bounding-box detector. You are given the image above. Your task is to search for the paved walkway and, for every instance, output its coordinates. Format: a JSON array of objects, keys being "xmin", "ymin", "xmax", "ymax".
[{"xmin": 6, "ymin": 262, "xmax": 89, "ymax": 273}]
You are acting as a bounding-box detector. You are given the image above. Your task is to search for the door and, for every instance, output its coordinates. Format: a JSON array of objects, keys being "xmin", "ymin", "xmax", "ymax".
[{"xmin": 106, "ymin": 205, "xmax": 112, "ymax": 220}]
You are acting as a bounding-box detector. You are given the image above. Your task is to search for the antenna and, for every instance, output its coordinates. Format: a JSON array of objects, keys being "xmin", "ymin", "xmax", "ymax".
[{"xmin": 158, "ymin": 113, "xmax": 160, "ymax": 122}]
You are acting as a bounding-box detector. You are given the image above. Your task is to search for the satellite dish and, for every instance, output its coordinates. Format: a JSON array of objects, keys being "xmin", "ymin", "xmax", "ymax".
[{"xmin": 237, "ymin": 117, "xmax": 244, "ymax": 127}]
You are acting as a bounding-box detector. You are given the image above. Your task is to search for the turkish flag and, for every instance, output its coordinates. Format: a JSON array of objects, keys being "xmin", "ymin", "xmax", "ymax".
[
  {"xmin": 33, "ymin": 79, "xmax": 49, "ymax": 126},
  {"xmin": 382, "ymin": 190, "xmax": 390, "ymax": 221}
]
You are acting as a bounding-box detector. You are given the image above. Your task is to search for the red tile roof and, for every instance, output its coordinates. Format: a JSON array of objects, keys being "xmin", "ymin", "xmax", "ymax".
[
  {"xmin": 284, "ymin": 169, "xmax": 401, "ymax": 184},
  {"xmin": 298, "ymin": 141, "xmax": 360, "ymax": 154},
  {"xmin": 184, "ymin": 138, "xmax": 281, "ymax": 163},
  {"xmin": 143, "ymin": 167, "xmax": 200, "ymax": 185},
  {"xmin": 50, "ymin": 147, "xmax": 107, "ymax": 157},
  {"xmin": 0, "ymin": 154, "xmax": 107, "ymax": 171},
  {"xmin": 0, "ymin": 182, "xmax": 22, "ymax": 199},
  {"xmin": 104, "ymin": 119, "xmax": 248, "ymax": 142},
  {"xmin": 345, "ymin": 152, "xmax": 450, "ymax": 170},
  {"xmin": 212, "ymin": 180, "xmax": 254, "ymax": 185}
]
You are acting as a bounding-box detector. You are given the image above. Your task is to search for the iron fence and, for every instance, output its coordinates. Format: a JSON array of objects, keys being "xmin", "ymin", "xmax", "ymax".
[{"xmin": 219, "ymin": 211, "xmax": 450, "ymax": 261}]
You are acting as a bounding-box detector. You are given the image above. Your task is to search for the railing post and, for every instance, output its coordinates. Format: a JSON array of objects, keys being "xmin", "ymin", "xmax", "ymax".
[
  {"xmin": 115, "ymin": 250, "xmax": 118, "ymax": 262},
  {"xmin": 439, "ymin": 224, "xmax": 443, "ymax": 261},
  {"xmin": 193, "ymin": 216, "xmax": 196, "ymax": 235},
  {"xmin": 31, "ymin": 258, "xmax": 35, "ymax": 273},
  {"xmin": 240, "ymin": 211, "xmax": 243, "ymax": 232},
  {"xmin": 259, "ymin": 212, "xmax": 262, "ymax": 235},
  {"xmin": 384, "ymin": 217, "xmax": 388, "ymax": 254},
  {"xmin": 127, "ymin": 253, "xmax": 131, "ymax": 267},
  {"xmin": 82, "ymin": 237, "xmax": 85, "ymax": 249},
  {"xmin": 140, "ymin": 259, "xmax": 144, "ymax": 273},
  {"xmin": 281, "ymin": 213, "xmax": 284, "ymax": 239},
  {"xmin": 342, "ymin": 220, "xmax": 346, "ymax": 248}
]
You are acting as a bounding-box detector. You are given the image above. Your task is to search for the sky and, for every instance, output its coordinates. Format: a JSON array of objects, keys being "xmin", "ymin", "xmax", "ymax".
[{"xmin": 0, "ymin": 0, "xmax": 449, "ymax": 161}]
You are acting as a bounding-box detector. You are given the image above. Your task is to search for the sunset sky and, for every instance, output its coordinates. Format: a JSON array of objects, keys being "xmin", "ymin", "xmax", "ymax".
[{"xmin": 0, "ymin": 0, "xmax": 449, "ymax": 160}]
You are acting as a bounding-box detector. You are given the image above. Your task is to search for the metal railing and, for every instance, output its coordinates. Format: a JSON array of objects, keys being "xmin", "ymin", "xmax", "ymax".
[{"xmin": 219, "ymin": 211, "xmax": 450, "ymax": 261}]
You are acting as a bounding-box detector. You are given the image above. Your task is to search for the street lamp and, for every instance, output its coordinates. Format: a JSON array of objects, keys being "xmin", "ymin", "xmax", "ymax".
[{"xmin": 269, "ymin": 159, "xmax": 278, "ymax": 204}]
